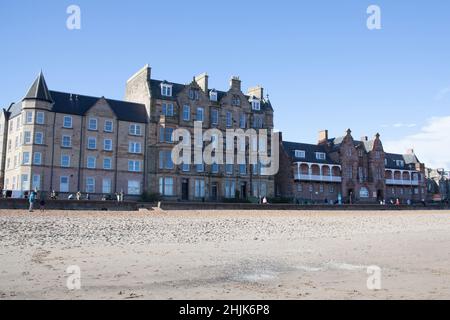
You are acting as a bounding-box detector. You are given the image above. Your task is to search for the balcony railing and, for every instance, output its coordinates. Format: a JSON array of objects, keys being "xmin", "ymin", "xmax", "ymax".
[
  {"xmin": 386, "ymin": 179, "xmax": 419, "ymax": 186},
  {"xmin": 296, "ymin": 174, "xmax": 342, "ymax": 183}
]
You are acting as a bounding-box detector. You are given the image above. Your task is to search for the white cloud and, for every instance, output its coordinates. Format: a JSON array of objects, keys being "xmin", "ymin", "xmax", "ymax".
[
  {"xmin": 392, "ymin": 123, "xmax": 417, "ymax": 128},
  {"xmin": 384, "ymin": 116, "xmax": 450, "ymax": 170}
]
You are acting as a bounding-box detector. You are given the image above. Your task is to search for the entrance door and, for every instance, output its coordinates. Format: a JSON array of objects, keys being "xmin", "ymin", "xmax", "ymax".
[
  {"xmin": 182, "ymin": 179, "xmax": 189, "ymax": 201},
  {"xmin": 211, "ymin": 183, "xmax": 218, "ymax": 201},
  {"xmin": 240, "ymin": 182, "xmax": 247, "ymax": 200},
  {"xmin": 348, "ymin": 189, "xmax": 354, "ymax": 204},
  {"xmin": 377, "ymin": 189, "xmax": 384, "ymax": 202}
]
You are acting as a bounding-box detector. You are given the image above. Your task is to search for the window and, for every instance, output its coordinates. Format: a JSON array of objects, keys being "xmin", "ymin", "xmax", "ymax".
[
  {"xmin": 346, "ymin": 167, "xmax": 353, "ymax": 179},
  {"xmin": 103, "ymin": 139, "xmax": 113, "ymax": 151},
  {"xmin": 62, "ymin": 135, "xmax": 72, "ymax": 148},
  {"xmin": 35, "ymin": 132, "xmax": 44, "ymax": 145},
  {"xmin": 347, "ymin": 148, "xmax": 352, "ymax": 157},
  {"xmin": 60, "ymin": 176, "xmax": 69, "ymax": 193},
  {"xmin": 195, "ymin": 180, "xmax": 206, "ymax": 198},
  {"xmin": 225, "ymin": 180, "xmax": 236, "ymax": 198},
  {"xmin": 21, "ymin": 174, "xmax": 29, "ymax": 191},
  {"xmin": 210, "ymin": 91, "xmax": 218, "ymax": 102},
  {"xmin": 196, "ymin": 163, "xmax": 205, "ymax": 173},
  {"xmin": 104, "ymin": 120, "xmax": 113, "ymax": 132},
  {"xmin": 36, "ymin": 112, "xmax": 45, "ymax": 124},
  {"xmin": 162, "ymin": 103, "xmax": 174, "ymax": 116},
  {"xmin": 251, "ymin": 100, "xmax": 261, "ymax": 111},
  {"xmin": 226, "ymin": 164, "xmax": 233, "ymax": 175},
  {"xmin": 32, "ymin": 175, "xmax": 41, "ymax": 190},
  {"xmin": 128, "ymin": 180, "xmax": 141, "ymax": 195},
  {"xmin": 297, "ymin": 184, "xmax": 303, "ymax": 192},
  {"xmin": 375, "ymin": 151, "xmax": 381, "ymax": 159},
  {"xmin": 239, "ymin": 114, "xmax": 246, "ymax": 129},
  {"xmin": 128, "ymin": 160, "xmax": 142, "ymax": 172},
  {"xmin": 232, "ymin": 95, "xmax": 241, "ymax": 106},
  {"xmin": 87, "ymin": 156, "xmax": 96, "ymax": 169},
  {"xmin": 211, "ymin": 163, "xmax": 219, "ymax": 174},
  {"xmin": 309, "ymin": 185, "xmax": 313, "ymax": 192},
  {"xmin": 159, "ymin": 151, "xmax": 174, "ymax": 170},
  {"xmin": 129, "ymin": 124, "xmax": 142, "ymax": 136},
  {"xmin": 33, "ymin": 152, "xmax": 42, "ymax": 165},
  {"xmin": 86, "ymin": 177, "xmax": 95, "ymax": 193},
  {"xmin": 63, "ymin": 116, "xmax": 73, "ymax": 128},
  {"xmin": 16, "ymin": 117, "xmax": 21, "ymax": 130},
  {"xmin": 396, "ymin": 160, "xmax": 405, "ymax": 168},
  {"xmin": 103, "ymin": 179, "xmax": 112, "ymax": 194},
  {"xmin": 103, "ymin": 157, "xmax": 112, "ymax": 170},
  {"xmin": 159, "ymin": 177, "xmax": 174, "ymax": 196},
  {"xmin": 196, "ymin": 107, "xmax": 204, "ymax": 122},
  {"xmin": 253, "ymin": 116, "xmax": 263, "ymax": 129},
  {"xmin": 319, "ymin": 185, "xmax": 324, "ymax": 193},
  {"xmin": 61, "ymin": 155, "xmax": 71, "ymax": 168},
  {"xmin": 88, "ymin": 118, "xmax": 98, "ymax": 131},
  {"xmin": 211, "ymin": 109, "xmax": 219, "ymax": 125},
  {"xmin": 25, "ymin": 111, "xmax": 33, "ymax": 124},
  {"xmin": 87, "ymin": 137, "xmax": 97, "ymax": 150},
  {"xmin": 15, "ymin": 136, "xmax": 19, "ymax": 148},
  {"xmin": 189, "ymin": 89, "xmax": 200, "ymax": 100},
  {"xmin": 182, "ymin": 163, "xmax": 190, "ymax": 172},
  {"xmin": 161, "ymin": 84, "xmax": 172, "ymax": 97},
  {"xmin": 22, "ymin": 152, "xmax": 30, "ymax": 165},
  {"xmin": 183, "ymin": 105, "xmax": 190, "ymax": 121},
  {"xmin": 295, "ymin": 150, "xmax": 306, "ymax": 159},
  {"xmin": 159, "ymin": 127, "xmax": 174, "ymax": 143},
  {"xmin": 239, "ymin": 164, "xmax": 247, "ymax": 175},
  {"xmin": 226, "ymin": 111, "xmax": 233, "ymax": 127},
  {"xmin": 329, "ymin": 186, "xmax": 335, "ymax": 193},
  {"xmin": 129, "ymin": 142, "xmax": 142, "ymax": 154},
  {"xmin": 316, "ymin": 152, "xmax": 326, "ymax": 160}
]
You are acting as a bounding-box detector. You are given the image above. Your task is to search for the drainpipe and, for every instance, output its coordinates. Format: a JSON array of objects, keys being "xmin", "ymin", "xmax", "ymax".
[
  {"xmin": 77, "ymin": 116, "xmax": 85, "ymax": 192},
  {"xmin": 49, "ymin": 113, "xmax": 57, "ymax": 192}
]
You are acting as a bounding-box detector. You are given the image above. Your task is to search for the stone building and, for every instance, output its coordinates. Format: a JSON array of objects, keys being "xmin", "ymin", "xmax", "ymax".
[
  {"xmin": 0, "ymin": 72, "xmax": 148, "ymax": 199},
  {"xmin": 0, "ymin": 66, "xmax": 276, "ymax": 201},
  {"xmin": 276, "ymin": 129, "xmax": 428, "ymax": 204},
  {"xmin": 426, "ymin": 168, "xmax": 449, "ymax": 202},
  {"xmin": 125, "ymin": 65, "xmax": 275, "ymax": 201}
]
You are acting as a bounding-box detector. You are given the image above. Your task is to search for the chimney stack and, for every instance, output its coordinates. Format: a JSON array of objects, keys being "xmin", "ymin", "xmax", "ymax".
[
  {"xmin": 407, "ymin": 148, "xmax": 415, "ymax": 155},
  {"xmin": 247, "ymin": 86, "xmax": 264, "ymax": 99},
  {"xmin": 318, "ymin": 130, "xmax": 329, "ymax": 144},
  {"xmin": 230, "ymin": 76, "xmax": 241, "ymax": 91},
  {"xmin": 361, "ymin": 136, "xmax": 368, "ymax": 141},
  {"xmin": 195, "ymin": 72, "xmax": 208, "ymax": 93}
]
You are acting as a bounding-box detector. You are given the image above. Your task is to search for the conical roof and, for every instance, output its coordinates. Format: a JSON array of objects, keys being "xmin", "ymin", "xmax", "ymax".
[{"xmin": 23, "ymin": 71, "xmax": 53, "ymax": 102}]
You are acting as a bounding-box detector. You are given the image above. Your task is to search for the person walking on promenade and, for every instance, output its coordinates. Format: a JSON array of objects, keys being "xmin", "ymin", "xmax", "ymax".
[{"xmin": 28, "ymin": 190, "xmax": 36, "ymax": 212}]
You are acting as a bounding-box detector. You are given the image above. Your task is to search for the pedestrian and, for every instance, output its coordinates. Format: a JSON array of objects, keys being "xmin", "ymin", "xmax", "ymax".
[
  {"xmin": 120, "ymin": 190, "xmax": 124, "ymax": 202},
  {"xmin": 86, "ymin": 193, "xmax": 90, "ymax": 200},
  {"xmin": 116, "ymin": 192, "xmax": 120, "ymax": 203},
  {"xmin": 76, "ymin": 191, "xmax": 81, "ymax": 201},
  {"xmin": 395, "ymin": 198, "xmax": 400, "ymax": 206},
  {"xmin": 262, "ymin": 196, "xmax": 268, "ymax": 205},
  {"xmin": 28, "ymin": 191, "xmax": 36, "ymax": 212}
]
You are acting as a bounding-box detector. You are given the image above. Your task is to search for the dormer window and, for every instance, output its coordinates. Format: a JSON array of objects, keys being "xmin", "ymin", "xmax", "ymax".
[
  {"xmin": 161, "ymin": 83, "xmax": 173, "ymax": 97},
  {"xmin": 295, "ymin": 150, "xmax": 306, "ymax": 159},
  {"xmin": 251, "ymin": 100, "xmax": 261, "ymax": 111},
  {"xmin": 396, "ymin": 160, "xmax": 405, "ymax": 168},
  {"xmin": 210, "ymin": 90, "xmax": 218, "ymax": 102},
  {"xmin": 316, "ymin": 152, "xmax": 326, "ymax": 160}
]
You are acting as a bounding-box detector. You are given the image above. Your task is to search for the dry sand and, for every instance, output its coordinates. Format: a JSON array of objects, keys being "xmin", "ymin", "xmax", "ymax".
[{"xmin": 1, "ymin": 209, "xmax": 450, "ymax": 300}]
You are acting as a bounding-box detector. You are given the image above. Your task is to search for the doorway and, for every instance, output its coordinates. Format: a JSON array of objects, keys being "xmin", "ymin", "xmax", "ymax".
[
  {"xmin": 182, "ymin": 179, "xmax": 189, "ymax": 201},
  {"xmin": 240, "ymin": 182, "xmax": 247, "ymax": 200},
  {"xmin": 211, "ymin": 183, "xmax": 218, "ymax": 201}
]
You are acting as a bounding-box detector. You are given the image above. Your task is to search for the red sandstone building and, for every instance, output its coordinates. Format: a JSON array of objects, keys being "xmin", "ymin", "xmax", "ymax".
[{"xmin": 276, "ymin": 129, "xmax": 427, "ymax": 204}]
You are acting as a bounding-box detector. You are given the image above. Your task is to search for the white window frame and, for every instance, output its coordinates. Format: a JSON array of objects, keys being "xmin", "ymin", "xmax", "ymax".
[
  {"xmin": 161, "ymin": 84, "xmax": 173, "ymax": 97},
  {"xmin": 87, "ymin": 156, "xmax": 96, "ymax": 169},
  {"xmin": 61, "ymin": 155, "xmax": 71, "ymax": 168},
  {"xmin": 104, "ymin": 120, "xmax": 114, "ymax": 132},
  {"xmin": 88, "ymin": 118, "xmax": 98, "ymax": 131},
  {"xmin": 62, "ymin": 135, "xmax": 72, "ymax": 148},
  {"xmin": 295, "ymin": 150, "xmax": 306, "ymax": 159},
  {"xmin": 127, "ymin": 180, "xmax": 141, "ymax": 195},
  {"xmin": 25, "ymin": 111, "xmax": 33, "ymax": 124},
  {"xmin": 24, "ymin": 131, "xmax": 32, "ymax": 144},
  {"xmin": 63, "ymin": 116, "xmax": 73, "ymax": 128},
  {"xmin": 129, "ymin": 124, "xmax": 142, "ymax": 136},
  {"xmin": 196, "ymin": 107, "xmax": 204, "ymax": 122},
  {"xmin": 33, "ymin": 152, "xmax": 42, "ymax": 165},
  {"xmin": 182, "ymin": 105, "xmax": 190, "ymax": 121},
  {"xmin": 128, "ymin": 160, "xmax": 142, "ymax": 172},
  {"xmin": 22, "ymin": 152, "xmax": 31, "ymax": 165},
  {"xmin": 103, "ymin": 139, "xmax": 113, "ymax": 151},
  {"xmin": 86, "ymin": 177, "xmax": 95, "ymax": 193},
  {"xmin": 316, "ymin": 152, "xmax": 326, "ymax": 160},
  {"xmin": 35, "ymin": 132, "xmax": 44, "ymax": 145},
  {"xmin": 87, "ymin": 137, "xmax": 97, "ymax": 150},
  {"xmin": 210, "ymin": 91, "xmax": 218, "ymax": 102},
  {"xmin": 36, "ymin": 112, "xmax": 45, "ymax": 125},
  {"xmin": 103, "ymin": 157, "xmax": 113, "ymax": 170},
  {"xmin": 102, "ymin": 178, "xmax": 112, "ymax": 194},
  {"xmin": 60, "ymin": 176, "xmax": 69, "ymax": 193},
  {"xmin": 129, "ymin": 142, "xmax": 142, "ymax": 154},
  {"xmin": 32, "ymin": 174, "xmax": 41, "ymax": 191}
]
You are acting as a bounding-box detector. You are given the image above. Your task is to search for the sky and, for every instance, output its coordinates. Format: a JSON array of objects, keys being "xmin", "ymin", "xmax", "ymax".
[{"xmin": 1, "ymin": 0, "xmax": 449, "ymax": 169}]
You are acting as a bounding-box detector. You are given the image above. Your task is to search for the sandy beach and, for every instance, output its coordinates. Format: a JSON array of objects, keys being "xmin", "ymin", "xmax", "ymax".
[{"xmin": 1, "ymin": 209, "xmax": 450, "ymax": 300}]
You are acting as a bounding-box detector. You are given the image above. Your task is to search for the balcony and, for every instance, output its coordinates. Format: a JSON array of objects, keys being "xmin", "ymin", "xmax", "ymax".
[
  {"xmin": 296, "ymin": 174, "xmax": 342, "ymax": 183},
  {"xmin": 386, "ymin": 179, "xmax": 419, "ymax": 186}
]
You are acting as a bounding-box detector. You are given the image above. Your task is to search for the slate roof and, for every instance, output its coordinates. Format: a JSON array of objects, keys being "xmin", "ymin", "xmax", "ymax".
[
  {"xmin": 385, "ymin": 153, "xmax": 420, "ymax": 170},
  {"xmin": 327, "ymin": 136, "xmax": 375, "ymax": 152},
  {"xmin": 23, "ymin": 71, "xmax": 53, "ymax": 102},
  {"xmin": 282, "ymin": 141, "xmax": 338, "ymax": 165},
  {"xmin": 149, "ymin": 79, "xmax": 273, "ymax": 111},
  {"xmin": 6, "ymin": 89, "xmax": 148, "ymax": 124}
]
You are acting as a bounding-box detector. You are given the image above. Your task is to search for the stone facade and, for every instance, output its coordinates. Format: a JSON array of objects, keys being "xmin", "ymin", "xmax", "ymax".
[
  {"xmin": 125, "ymin": 66, "xmax": 275, "ymax": 201},
  {"xmin": 276, "ymin": 129, "xmax": 428, "ymax": 204}
]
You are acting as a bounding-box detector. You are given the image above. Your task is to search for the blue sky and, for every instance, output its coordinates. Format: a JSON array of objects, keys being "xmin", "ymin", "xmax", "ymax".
[{"xmin": 1, "ymin": 0, "xmax": 450, "ymax": 168}]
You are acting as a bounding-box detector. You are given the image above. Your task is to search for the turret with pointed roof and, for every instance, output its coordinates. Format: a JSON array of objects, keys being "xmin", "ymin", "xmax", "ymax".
[{"xmin": 23, "ymin": 71, "xmax": 53, "ymax": 103}]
